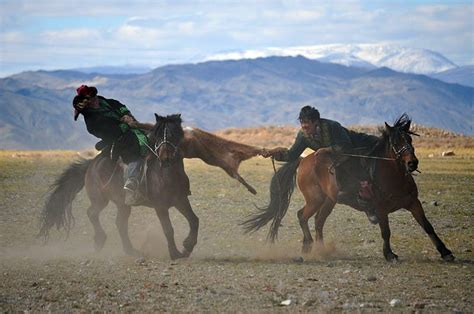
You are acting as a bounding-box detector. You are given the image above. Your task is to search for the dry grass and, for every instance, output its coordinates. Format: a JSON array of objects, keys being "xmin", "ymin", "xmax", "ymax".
[
  {"xmin": 0, "ymin": 150, "xmax": 96, "ymax": 159},
  {"xmin": 0, "ymin": 143, "xmax": 473, "ymax": 312}
]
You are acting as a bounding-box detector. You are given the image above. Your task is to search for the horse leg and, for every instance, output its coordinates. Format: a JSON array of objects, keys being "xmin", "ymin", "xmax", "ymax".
[
  {"xmin": 297, "ymin": 196, "xmax": 327, "ymax": 254},
  {"xmin": 87, "ymin": 199, "xmax": 108, "ymax": 252},
  {"xmin": 154, "ymin": 206, "xmax": 183, "ymax": 260},
  {"xmin": 314, "ymin": 198, "xmax": 336, "ymax": 244},
  {"xmin": 297, "ymin": 207, "xmax": 314, "ymax": 254},
  {"xmin": 407, "ymin": 199, "xmax": 454, "ymax": 261},
  {"xmin": 115, "ymin": 203, "xmax": 141, "ymax": 257},
  {"xmin": 378, "ymin": 213, "xmax": 398, "ymax": 262},
  {"xmin": 175, "ymin": 197, "xmax": 199, "ymax": 257},
  {"xmin": 233, "ymin": 173, "xmax": 257, "ymax": 195}
]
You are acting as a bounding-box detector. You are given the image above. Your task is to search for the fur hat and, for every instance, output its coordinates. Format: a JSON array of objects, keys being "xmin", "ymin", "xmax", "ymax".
[
  {"xmin": 73, "ymin": 85, "xmax": 98, "ymax": 120},
  {"xmin": 76, "ymin": 85, "xmax": 98, "ymax": 97}
]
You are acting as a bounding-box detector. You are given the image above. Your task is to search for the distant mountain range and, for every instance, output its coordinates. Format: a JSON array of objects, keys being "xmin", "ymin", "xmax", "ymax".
[
  {"xmin": 206, "ymin": 44, "xmax": 458, "ymax": 74},
  {"xmin": 0, "ymin": 56, "xmax": 472, "ymax": 150},
  {"xmin": 431, "ymin": 65, "xmax": 474, "ymax": 88},
  {"xmin": 71, "ymin": 65, "xmax": 152, "ymax": 75}
]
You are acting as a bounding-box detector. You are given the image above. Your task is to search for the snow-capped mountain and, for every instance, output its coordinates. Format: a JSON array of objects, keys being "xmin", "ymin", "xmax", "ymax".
[{"xmin": 206, "ymin": 44, "xmax": 457, "ymax": 74}]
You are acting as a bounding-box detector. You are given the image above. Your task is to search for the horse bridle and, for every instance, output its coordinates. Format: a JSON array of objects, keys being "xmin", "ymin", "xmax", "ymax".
[
  {"xmin": 389, "ymin": 129, "xmax": 414, "ymax": 160},
  {"xmin": 153, "ymin": 124, "xmax": 179, "ymax": 161}
]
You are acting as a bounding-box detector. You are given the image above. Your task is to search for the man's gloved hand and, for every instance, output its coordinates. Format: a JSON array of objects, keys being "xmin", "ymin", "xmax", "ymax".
[
  {"xmin": 260, "ymin": 147, "xmax": 287, "ymax": 158},
  {"xmin": 120, "ymin": 115, "xmax": 135, "ymax": 124}
]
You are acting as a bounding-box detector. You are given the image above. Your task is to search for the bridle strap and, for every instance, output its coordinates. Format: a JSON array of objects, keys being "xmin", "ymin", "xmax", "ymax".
[
  {"xmin": 389, "ymin": 131, "xmax": 413, "ymax": 160},
  {"xmin": 153, "ymin": 125, "xmax": 179, "ymax": 160},
  {"xmin": 340, "ymin": 153, "xmax": 395, "ymax": 161}
]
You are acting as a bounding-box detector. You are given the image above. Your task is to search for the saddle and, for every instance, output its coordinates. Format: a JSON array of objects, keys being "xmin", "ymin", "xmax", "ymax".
[{"xmin": 333, "ymin": 153, "xmax": 376, "ymax": 201}]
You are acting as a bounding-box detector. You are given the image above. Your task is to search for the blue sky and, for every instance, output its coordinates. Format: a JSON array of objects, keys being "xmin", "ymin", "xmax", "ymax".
[{"xmin": 1, "ymin": 0, "xmax": 472, "ymax": 77}]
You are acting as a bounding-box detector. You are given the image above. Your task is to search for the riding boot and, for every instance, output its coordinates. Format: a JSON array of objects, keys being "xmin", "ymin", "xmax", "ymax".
[
  {"xmin": 357, "ymin": 196, "xmax": 379, "ymax": 225},
  {"xmin": 124, "ymin": 157, "xmax": 144, "ymax": 206},
  {"xmin": 336, "ymin": 190, "xmax": 354, "ymax": 205}
]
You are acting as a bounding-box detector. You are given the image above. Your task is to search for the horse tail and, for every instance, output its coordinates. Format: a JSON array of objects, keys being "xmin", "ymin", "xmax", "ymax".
[
  {"xmin": 38, "ymin": 158, "xmax": 92, "ymax": 240},
  {"xmin": 242, "ymin": 157, "xmax": 302, "ymax": 242}
]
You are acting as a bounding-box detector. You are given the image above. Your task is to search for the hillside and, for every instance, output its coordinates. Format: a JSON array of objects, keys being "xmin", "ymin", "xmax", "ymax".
[
  {"xmin": 0, "ymin": 56, "xmax": 472, "ymax": 149},
  {"xmin": 431, "ymin": 65, "xmax": 474, "ymax": 87}
]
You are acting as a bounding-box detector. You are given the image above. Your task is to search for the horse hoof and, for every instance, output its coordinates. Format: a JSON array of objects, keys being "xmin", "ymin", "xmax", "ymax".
[
  {"xmin": 442, "ymin": 254, "xmax": 455, "ymax": 262},
  {"xmin": 183, "ymin": 238, "xmax": 196, "ymax": 253},
  {"xmin": 182, "ymin": 249, "xmax": 192, "ymax": 258},
  {"xmin": 302, "ymin": 245, "xmax": 312, "ymax": 254},
  {"xmin": 385, "ymin": 253, "xmax": 399, "ymax": 262},
  {"xmin": 292, "ymin": 256, "xmax": 304, "ymax": 263},
  {"xmin": 170, "ymin": 251, "xmax": 185, "ymax": 260},
  {"xmin": 125, "ymin": 248, "xmax": 142, "ymax": 258}
]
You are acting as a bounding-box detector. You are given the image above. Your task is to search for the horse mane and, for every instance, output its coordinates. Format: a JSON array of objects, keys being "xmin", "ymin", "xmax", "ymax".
[
  {"xmin": 373, "ymin": 113, "xmax": 414, "ymax": 155},
  {"xmin": 393, "ymin": 113, "xmax": 412, "ymax": 130},
  {"xmin": 155, "ymin": 114, "xmax": 182, "ymax": 125},
  {"xmin": 151, "ymin": 114, "xmax": 182, "ymax": 130},
  {"xmin": 150, "ymin": 114, "xmax": 184, "ymax": 138}
]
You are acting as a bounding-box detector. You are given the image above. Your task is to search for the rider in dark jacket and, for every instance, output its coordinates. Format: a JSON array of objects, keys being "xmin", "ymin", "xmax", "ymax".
[
  {"xmin": 262, "ymin": 106, "xmax": 379, "ymax": 224},
  {"xmin": 73, "ymin": 85, "xmax": 148, "ymax": 205}
]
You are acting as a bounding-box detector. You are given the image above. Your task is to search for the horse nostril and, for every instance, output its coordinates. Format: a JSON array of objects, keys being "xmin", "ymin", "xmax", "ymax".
[{"xmin": 408, "ymin": 160, "xmax": 418, "ymax": 170}]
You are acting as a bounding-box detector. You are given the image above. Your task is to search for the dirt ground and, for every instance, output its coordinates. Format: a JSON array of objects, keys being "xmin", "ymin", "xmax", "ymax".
[{"xmin": 0, "ymin": 153, "xmax": 473, "ymax": 312}]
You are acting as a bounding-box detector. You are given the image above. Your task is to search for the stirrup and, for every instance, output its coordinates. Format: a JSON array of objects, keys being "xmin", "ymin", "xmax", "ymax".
[
  {"xmin": 123, "ymin": 178, "xmax": 138, "ymax": 192},
  {"xmin": 365, "ymin": 210, "xmax": 379, "ymax": 225}
]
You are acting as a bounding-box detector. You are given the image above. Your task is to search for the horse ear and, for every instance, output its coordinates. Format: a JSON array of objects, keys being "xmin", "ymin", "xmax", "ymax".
[
  {"xmin": 404, "ymin": 120, "xmax": 411, "ymax": 132},
  {"xmin": 385, "ymin": 122, "xmax": 392, "ymax": 132},
  {"xmin": 155, "ymin": 113, "xmax": 165, "ymax": 122}
]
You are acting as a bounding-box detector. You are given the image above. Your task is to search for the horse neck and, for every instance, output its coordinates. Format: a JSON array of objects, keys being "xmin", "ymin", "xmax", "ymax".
[{"xmin": 150, "ymin": 154, "xmax": 184, "ymax": 175}]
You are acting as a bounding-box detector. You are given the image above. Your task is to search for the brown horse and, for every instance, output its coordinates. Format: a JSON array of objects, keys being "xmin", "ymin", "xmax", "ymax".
[
  {"xmin": 39, "ymin": 114, "xmax": 263, "ymax": 259},
  {"xmin": 243, "ymin": 115, "xmax": 454, "ymax": 262}
]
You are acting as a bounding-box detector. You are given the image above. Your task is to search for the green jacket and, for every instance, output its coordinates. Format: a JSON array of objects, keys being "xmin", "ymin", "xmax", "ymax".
[
  {"xmin": 82, "ymin": 96, "xmax": 149, "ymax": 159},
  {"xmin": 275, "ymin": 118, "xmax": 371, "ymax": 162}
]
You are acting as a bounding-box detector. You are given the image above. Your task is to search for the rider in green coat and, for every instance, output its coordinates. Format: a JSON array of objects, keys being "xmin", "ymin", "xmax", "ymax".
[{"xmin": 73, "ymin": 85, "xmax": 148, "ymax": 205}]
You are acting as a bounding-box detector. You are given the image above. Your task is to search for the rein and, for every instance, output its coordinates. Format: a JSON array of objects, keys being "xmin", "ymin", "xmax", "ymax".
[
  {"xmin": 340, "ymin": 153, "xmax": 395, "ymax": 161},
  {"xmin": 146, "ymin": 124, "xmax": 180, "ymax": 161},
  {"xmin": 144, "ymin": 141, "xmax": 159, "ymax": 158}
]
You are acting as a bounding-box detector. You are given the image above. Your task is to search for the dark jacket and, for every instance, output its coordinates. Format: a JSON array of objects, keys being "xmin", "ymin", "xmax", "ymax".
[
  {"xmin": 81, "ymin": 96, "xmax": 148, "ymax": 163},
  {"xmin": 275, "ymin": 119, "xmax": 378, "ymax": 162}
]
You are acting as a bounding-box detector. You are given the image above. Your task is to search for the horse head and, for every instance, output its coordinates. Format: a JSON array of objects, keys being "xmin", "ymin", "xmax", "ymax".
[
  {"xmin": 384, "ymin": 114, "xmax": 419, "ymax": 173},
  {"xmin": 150, "ymin": 113, "xmax": 184, "ymax": 167}
]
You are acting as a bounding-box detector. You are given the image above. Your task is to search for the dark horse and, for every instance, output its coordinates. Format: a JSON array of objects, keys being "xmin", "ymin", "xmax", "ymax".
[
  {"xmin": 243, "ymin": 115, "xmax": 454, "ymax": 262},
  {"xmin": 39, "ymin": 114, "xmax": 198, "ymax": 259}
]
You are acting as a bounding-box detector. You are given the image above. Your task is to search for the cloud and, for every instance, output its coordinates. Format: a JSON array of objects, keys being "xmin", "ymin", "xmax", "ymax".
[
  {"xmin": 0, "ymin": 31, "xmax": 25, "ymax": 43},
  {"xmin": 0, "ymin": 1, "xmax": 473, "ymax": 77},
  {"xmin": 41, "ymin": 28, "xmax": 102, "ymax": 43}
]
